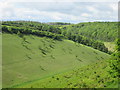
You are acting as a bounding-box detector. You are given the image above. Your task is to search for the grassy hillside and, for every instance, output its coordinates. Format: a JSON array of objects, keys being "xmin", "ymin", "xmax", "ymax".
[
  {"xmin": 0, "ymin": 33, "xmax": 2, "ymax": 89},
  {"xmin": 2, "ymin": 33, "xmax": 110, "ymax": 88},
  {"xmin": 15, "ymin": 60, "xmax": 118, "ymax": 88}
]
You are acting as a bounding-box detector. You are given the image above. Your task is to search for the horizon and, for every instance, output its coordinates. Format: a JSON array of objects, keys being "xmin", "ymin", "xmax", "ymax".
[{"xmin": 1, "ymin": 20, "xmax": 118, "ymax": 24}]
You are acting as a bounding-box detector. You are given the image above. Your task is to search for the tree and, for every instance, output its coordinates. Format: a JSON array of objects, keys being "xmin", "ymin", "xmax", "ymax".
[
  {"xmin": 2, "ymin": 25, "xmax": 9, "ymax": 33},
  {"xmin": 109, "ymin": 39, "xmax": 120, "ymax": 78}
]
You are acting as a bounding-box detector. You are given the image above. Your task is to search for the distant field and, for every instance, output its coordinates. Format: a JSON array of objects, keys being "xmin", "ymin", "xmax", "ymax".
[
  {"xmin": 104, "ymin": 42, "xmax": 116, "ymax": 52},
  {"xmin": 2, "ymin": 33, "xmax": 110, "ymax": 88}
]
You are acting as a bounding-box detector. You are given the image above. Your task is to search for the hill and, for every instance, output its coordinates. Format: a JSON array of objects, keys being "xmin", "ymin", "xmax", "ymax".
[
  {"xmin": 61, "ymin": 22, "xmax": 118, "ymax": 42},
  {"xmin": 3, "ymin": 33, "xmax": 110, "ymax": 88}
]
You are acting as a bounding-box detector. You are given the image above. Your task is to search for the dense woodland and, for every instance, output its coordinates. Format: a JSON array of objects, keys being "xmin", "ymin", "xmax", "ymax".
[
  {"xmin": 60, "ymin": 22, "xmax": 118, "ymax": 42},
  {"xmin": 2, "ymin": 21, "xmax": 118, "ymax": 53}
]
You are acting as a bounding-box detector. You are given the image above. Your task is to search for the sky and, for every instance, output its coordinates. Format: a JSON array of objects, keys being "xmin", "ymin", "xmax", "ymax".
[{"xmin": 0, "ymin": 0, "xmax": 119, "ymax": 23}]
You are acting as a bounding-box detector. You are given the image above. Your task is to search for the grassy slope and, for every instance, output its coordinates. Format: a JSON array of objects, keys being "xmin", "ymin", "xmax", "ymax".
[
  {"xmin": 17, "ymin": 60, "xmax": 118, "ymax": 88},
  {"xmin": 2, "ymin": 33, "xmax": 110, "ymax": 88},
  {"xmin": 0, "ymin": 33, "xmax": 2, "ymax": 89}
]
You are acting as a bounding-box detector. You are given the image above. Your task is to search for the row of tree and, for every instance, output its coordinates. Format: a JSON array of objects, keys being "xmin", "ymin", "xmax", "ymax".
[
  {"xmin": 2, "ymin": 25, "xmax": 63, "ymax": 41},
  {"xmin": 2, "ymin": 21, "xmax": 62, "ymax": 34},
  {"xmin": 65, "ymin": 33, "xmax": 108, "ymax": 53}
]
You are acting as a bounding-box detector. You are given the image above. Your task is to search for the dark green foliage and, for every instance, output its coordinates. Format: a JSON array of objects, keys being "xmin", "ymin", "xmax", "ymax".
[
  {"xmin": 65, "ymin": 33, "xmax": 108, "ymax": 53},
  {"xmin": 2, "ymin": 25, "xmax": 64, "ymax": 41},
  {"xmin": 109, "ymin": 39, "xmax": 120, "ymax": 78},
  {"xmin": 2, "ymin": 25, "xmax": 12, "ymax": 33},
  {"xmin": 2, "ymin": 21, "xmax": 62, "ymax": 34}
]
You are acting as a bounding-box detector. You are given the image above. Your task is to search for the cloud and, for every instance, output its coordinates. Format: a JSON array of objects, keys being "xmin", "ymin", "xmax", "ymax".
[
  {"xmin": 1, "ymin": 0, "xmax": 119, "ymax": 2},
  {"xmin": 0, "ymin": 0, "xmax": 118, "ymax": 23},
  {"xmin": 109, "ymin": 3, "xmax": 118, "ymax": 11},
  {"xmin": 81, "ymin": 13, "xmax": 90, "ymax": 17},
  {"xmin": 0, "ymin": 1, "xmax": 14, "ymax": 19}
]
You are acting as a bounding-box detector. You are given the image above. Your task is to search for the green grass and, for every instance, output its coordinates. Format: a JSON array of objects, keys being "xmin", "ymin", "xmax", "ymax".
[
  {"xmin": 3, "ymin": 33, "xmax": 110, "ymax": 88},
  {"xmin": 0, "ymin": 33, "xmax": 2, "ymax": 89},
  {"xmin": 16, "ymin": 60, "xmax": 118, "ymax": 88}
]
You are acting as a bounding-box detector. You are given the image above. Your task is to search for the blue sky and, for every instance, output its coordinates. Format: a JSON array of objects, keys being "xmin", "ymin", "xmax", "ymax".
[{"xmin": 0, "ymin": 0, "xmax": 119, "ymax": 23}]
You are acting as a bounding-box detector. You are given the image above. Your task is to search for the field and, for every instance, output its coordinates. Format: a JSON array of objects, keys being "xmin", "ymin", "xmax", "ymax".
[
  {"xmin": 104, "ymin": 42, "xmax": 116, "ymax": 52},
  {"xmin": 2, "ymin": 33, "xmax": 111, "ymax": 88}
]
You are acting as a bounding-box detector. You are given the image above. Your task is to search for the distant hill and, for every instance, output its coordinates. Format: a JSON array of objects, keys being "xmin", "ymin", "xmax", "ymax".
[{"xmin": 45, "ymin": 22, "xmax": 71, "ymax": 25}]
